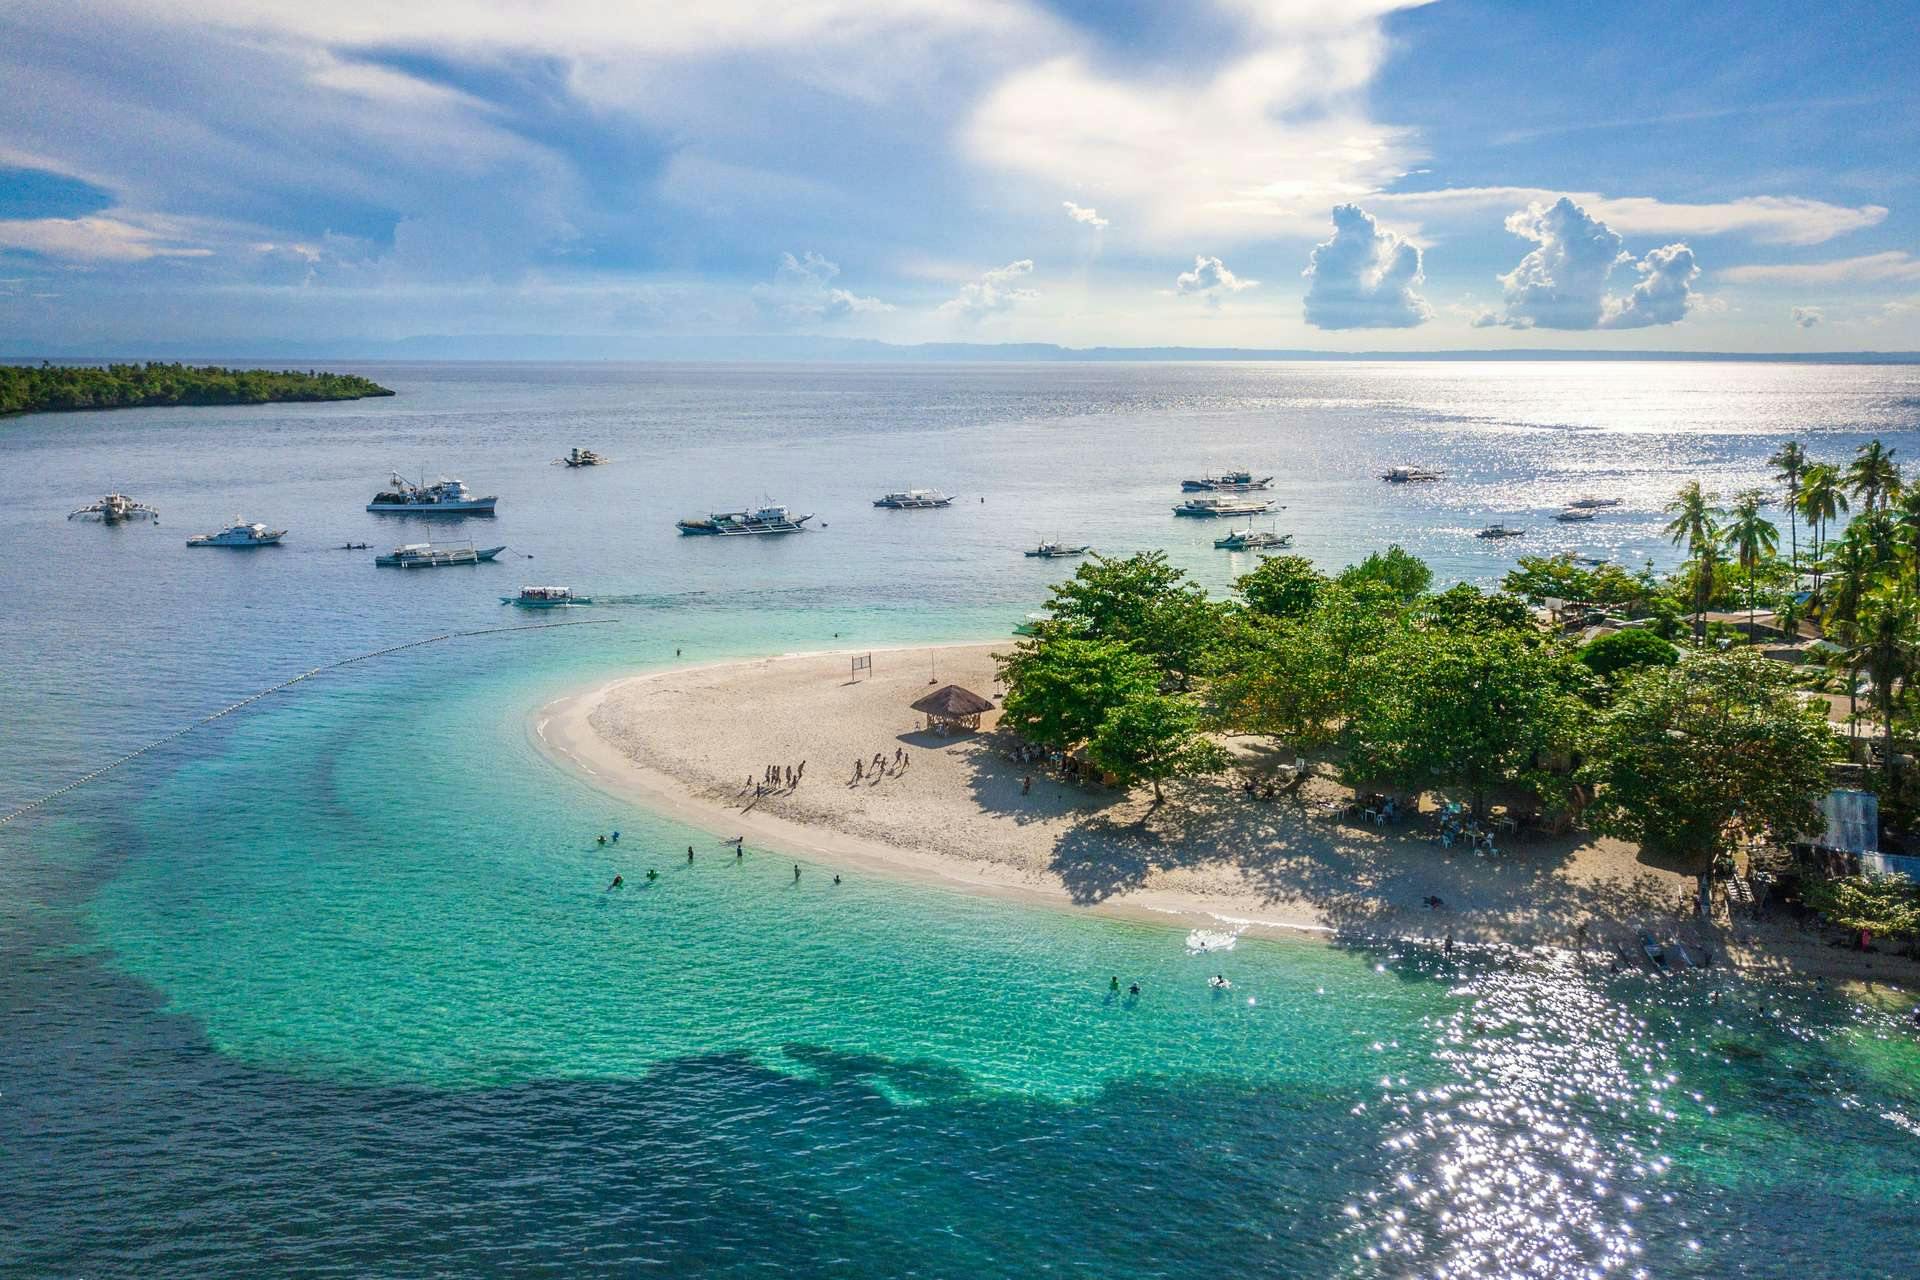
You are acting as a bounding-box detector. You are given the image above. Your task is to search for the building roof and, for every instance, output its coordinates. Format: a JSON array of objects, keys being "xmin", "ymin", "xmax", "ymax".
[{"xmin": 910, "ymin": 684, "xmax": 996, "ymax": 718}]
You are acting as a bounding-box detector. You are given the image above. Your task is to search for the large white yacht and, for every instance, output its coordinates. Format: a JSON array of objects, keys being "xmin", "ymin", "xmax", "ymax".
[{"xmin": 187, "ymin": 518, "xmax": 285, "ymax": 547}]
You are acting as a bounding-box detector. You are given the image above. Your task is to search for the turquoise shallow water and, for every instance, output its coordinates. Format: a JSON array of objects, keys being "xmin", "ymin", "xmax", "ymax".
[{"xmin": 5, "ymin": 361, "xmax": 1920, "ymax": 1275}]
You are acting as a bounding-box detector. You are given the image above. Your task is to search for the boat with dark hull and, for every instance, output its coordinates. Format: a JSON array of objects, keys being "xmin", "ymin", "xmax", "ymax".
[
  {"xmin": 1024, "ymin": 542, "xmax": 1092, "ymax": 559},
  {"xmin": 1181, "ymin": 470, "xmax": 1273, "ymax": 492}
]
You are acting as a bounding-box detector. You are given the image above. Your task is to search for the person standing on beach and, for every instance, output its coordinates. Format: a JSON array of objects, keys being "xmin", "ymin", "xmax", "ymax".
[
  {"xmin": 854, "ymin": 758, "xmax": 864, "ymax": 781},
  {"xmin": 798, "ymin": 761, "xmax": 806, "ymax": 780}
]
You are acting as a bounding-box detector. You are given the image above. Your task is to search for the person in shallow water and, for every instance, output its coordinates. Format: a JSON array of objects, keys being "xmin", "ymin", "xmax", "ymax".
[
  {"xmin": 793, "ymin": 864, "xmax": 801, "ymax": 882},
  {"xmin": 833, "ymin": 874, "xmax": 841, "ymax": 885},
  {"xmin": 611, "ymin": 831, "xmax": 619, "ymax": 843},
  {"xmin": 687, "ymin": 847, "xmax": 694, "ymax": 864},
  {"xmin": 1128, "ymin": 983, "xmax": 1141, "ymax": 996},
  {"xmin": 596, "ymin": 834, "xmax": 606, "ymax": 846},
  {"xmin": 646, "ymin": 869, "xmax": 658, "ymax": 882},
  {"xmin": 606, "ymin": 874, "xmax": 622, "ymax": 891},
  {"xmin": 1110, "ymin": 976, "xmax": 1120, "ymax": 993}
]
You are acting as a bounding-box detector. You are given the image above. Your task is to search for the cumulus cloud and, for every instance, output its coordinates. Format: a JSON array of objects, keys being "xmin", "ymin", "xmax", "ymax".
[
  {"xmin": 1721, "ymin": 252, "xmax": 1920, "ymax": 285},
  {"xmin": 1174, "ymin": 254, "xmax": 1256, "ymax": 304},
  {"xmin": 1062, "ymin": 201, "xmax": 1108, "ymax": 230},
  {"xmin": 940, "ymin": 258, "xmax": 1038, "ymax": 319},
  {"xmin": 752, "ymin": 250, "xmax": 892, "ymax": 324},
  {"xmin": 1301, "ymin": 203, "xmax": 1429, "ymax": 329},
  {"xmin": 1494, "ymin": 197, "xmax": 1698, "ymax": 330},
  {"xmin": 1792, "ymin": 306, "xmax": 1822, "ymax": 328}
]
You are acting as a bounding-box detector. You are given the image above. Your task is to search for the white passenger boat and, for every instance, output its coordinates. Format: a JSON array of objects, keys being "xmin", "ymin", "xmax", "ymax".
[
  {"xmin": 1566, "ymin": 495, "xmax": 1623, "ymax": 509},
  {"xmin": 1554, "ymin": 507, "xmax": 1597, "ymax": 523},
  {"xmin": 366, "ymin": 472, "xmax": 498, "ymax": 514},
  {"xmin": 374, "ymin": 541, "xmax": 506, "ymax": 568},
  {"xmin": 1214, "ymin": 527, "xmax": 1292, "ymax": 550},
  {"xmin": 873, "ymin": 489, "xmax": 954, "ymax": 509},
  {"xmin": 1173, "ymin": 496, "xmax": 1275, "ymax": 518},
  {"xmin": 676, "ymin": 504, "xmax": 813, "ymax": 535},
  {"xmin": 187, "ymin": 518, "xmax": 286, "ymax": 547},
  {"xmin": 1024, "ymin": 541, "xmax": 1092, "ymax": 558}
]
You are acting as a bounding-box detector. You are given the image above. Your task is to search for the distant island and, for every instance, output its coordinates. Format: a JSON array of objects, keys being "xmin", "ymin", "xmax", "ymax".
[{"xmin": 0, "ymin": 362, "xmax": 395, "ymax": 416}]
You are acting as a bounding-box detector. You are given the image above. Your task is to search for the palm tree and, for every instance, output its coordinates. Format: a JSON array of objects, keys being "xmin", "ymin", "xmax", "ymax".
[
  {"xmin": 1664, "ymin": 481, "xmax": 1722, "ymax": 641},
  {"xmin": 1769, "ymin": 441, "xmax": 1808, "ymax": 579},
  {"xmin": 1894, "ymin": 488, "xmax": 1920, "ymax": 587},
  {"xmin": 1725, "ymin": 489, "xmax": 1778, "ymax": 636},
  {"xmin": 1847, "ymin": 590, "xmax": 1920, "ymax": 783},
  {"xmin": 1798, "ymin": 462, "xmax": 1848, "ymax": 599},
  {"xmin": 1846, "ymin": 439, "xmax": 1900, "ymax": 514}
]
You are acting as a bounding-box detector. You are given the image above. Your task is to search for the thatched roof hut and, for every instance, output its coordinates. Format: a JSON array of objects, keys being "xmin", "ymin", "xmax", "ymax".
[{"xmin": 911, "ymin": 684, "xmax": 996, "ymax": 732}]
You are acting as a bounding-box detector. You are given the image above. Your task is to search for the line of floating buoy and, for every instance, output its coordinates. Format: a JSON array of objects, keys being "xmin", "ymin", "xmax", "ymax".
[{"xmin": 0, "ymin": 618, "xmax": 618, "ymax": 829}]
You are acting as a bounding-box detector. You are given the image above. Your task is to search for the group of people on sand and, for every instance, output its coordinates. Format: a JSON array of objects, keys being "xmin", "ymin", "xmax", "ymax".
[
  {"xmin": 745, "ymin": 761, "xmax": 806, "ymax": 798},
  {"xmin": 851, "ymin": 747, "xmax": 910, "ymax": 784}
]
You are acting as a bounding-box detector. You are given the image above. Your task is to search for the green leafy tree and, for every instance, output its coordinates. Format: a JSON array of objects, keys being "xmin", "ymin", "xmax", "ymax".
[
  {"xmin": 1336, "ymin": 545, "xmax": 1432, "ymax": 604},
  {"xmin": 996, "ymin": 637, "xmax": 1156, "ymax": 751},
  {"xmin": 1802, "ymin": 875, "xmax": 1920, "ymax": 945},
  {"xmin": 1087, "ymin": 690, "xmax": 1231, "ymax": 803},
  {"xmin": 1845, "ymin": 590, "xmax": 1920, "ymax": 783},
  {"xmin": 1798, "ymin": 462, "xmax": 1848, "ymax": 600},
  {"xmin": 1578, "ymin": 629, "xmax": 1680, "ymax": 681},
  {"xmin": 1043, "ymin": 551, "xmax": 1223, "ymax": 688},
  {"xmin": 1893, "ymin": 488, "xmax": 1920, "ymax": 588},
  {"xmin": 1344, "ymin": 627, "xmax": 1588, "ymax": 817},
  {"xmin": 1420, "ymin": 583, "xmax": 1534, "ymax": 634},
  {"xmin": 1236, "ymin": 554, "xmax": 1326, "ymax": 620},
  {"xmin": 0, "ymin": 362, "xmax": 393, "ymax": 416},
  {"xmin": 1582, "ymin": 649, "xmax": 1836, "ymax": 912}
]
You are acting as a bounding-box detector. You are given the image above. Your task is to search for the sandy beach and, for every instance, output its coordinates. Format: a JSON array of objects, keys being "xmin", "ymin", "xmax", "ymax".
[{"xmin": 536, "ymin": 643, "xmax": 1917, "ymax": 991}]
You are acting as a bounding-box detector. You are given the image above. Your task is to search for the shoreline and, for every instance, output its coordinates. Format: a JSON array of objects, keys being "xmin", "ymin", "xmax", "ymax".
[{"xmin": 532, "ymin": 644, "xmax": 1919, "ymax": 994}]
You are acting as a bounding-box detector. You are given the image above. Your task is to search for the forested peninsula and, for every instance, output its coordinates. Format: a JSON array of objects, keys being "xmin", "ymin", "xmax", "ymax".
[{"xmin": 0, "ymin": 362, "xmax": 394, "ymax": 415}]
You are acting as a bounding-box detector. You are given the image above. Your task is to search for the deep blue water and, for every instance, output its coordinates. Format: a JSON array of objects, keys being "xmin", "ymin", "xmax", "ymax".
[{"xmin": 3, "ymin": 361, "xmax": 1919, "ymax": 1277}]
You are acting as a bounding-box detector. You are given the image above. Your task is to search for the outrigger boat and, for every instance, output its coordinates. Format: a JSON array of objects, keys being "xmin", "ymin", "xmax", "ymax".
[
  {"xmin": 559, "ymin": 448, "xmax": 607, "ymax": 467},
  {"xmin": 1181, "ymin": 470, "xmax": 1274, "ymax": 492},
  {"xmin": 1024, "ymin": 541, "xmax": 1091, "ymax": 559},
  {"xmin": 1214, "ymin": 527, "xmax": 1292, "ymax": 550},
  {"xmin": 1012, "ymin": 612, "xmax": 1049, "ymax": 636},
  {"xmin": 502, "ymin": 585, "xmax": 591, "ymax": 607},
  {"xmin": 1566, "ymin": 495, "xmax": 1623, "ymax": 509},
  {"xmin": 69, "ymin": 493, "xmax": 159, "ymax": 524},
  {"xmin": 187, "ymin": 518, "xmax": 285, "ymax": 547},
  {"xmin": 676, "ymin": 504, "xmax": 813, "ymax": 536},
  {"xmin": 1173, "ymin": 496, "xmax": 1275, "ymax": 518},
  {"xmin": 1474, "ymin": 524, "xmax": 1527, "ymax": 539},
  {"xmin": 374, "ymin": 541, "xmax": 506, "ymax": 568},
  {"xmin": 873, "ymin": 489, "xmax": 954, "ymax": 509},
  {"xmin": 366, "ymin": 472, "xmax": 497, "ymax": 514},
  {"xmin": 1554, "ymin": 507, "xmax": 1598, "ymax": 523},
  {"xmin": 1382, "ymin": 466, "xmax": 1444, "ymax": 483}
]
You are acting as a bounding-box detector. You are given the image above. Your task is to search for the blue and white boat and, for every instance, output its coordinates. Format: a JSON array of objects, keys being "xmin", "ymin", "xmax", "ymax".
[
  {"xmin": 366, "ymin": 472, "xmax": 497, "ymax": 515},
  {"xmin": 677, "ymin": 504, "xmax": 813, "ymax": 535}
]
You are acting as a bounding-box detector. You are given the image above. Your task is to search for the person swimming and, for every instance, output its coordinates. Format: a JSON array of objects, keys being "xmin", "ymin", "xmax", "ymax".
[
  {"xmin": 1110, "ymin": 976, "xmax": 1120, "ymax": 993},
  {"xmin": 832, "ymin": 874, "xmax": 841, "ymax": 885},
  {"xmin": 596, "ymin": 834, "xmax": 606, "ymax": 846},
  {"xmin": 1128, "ymin": 983, "xmax": 1141, "ymax": 996},
  {"xmin": 1209, "ymin": 974, "xmax": 1230, "ymax": 990},
  {"xmin": 606, "ymin": 874, "xmax": 623, "ymax": 891},
  {"xmin": 611, "ymin": 831, "xmax": 619, "ymax": 843}
]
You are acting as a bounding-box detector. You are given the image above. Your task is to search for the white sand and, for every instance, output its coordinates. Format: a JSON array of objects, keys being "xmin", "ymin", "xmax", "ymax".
[{"xmin": 533, "ymin": 644, "xmax": 1724, "ymax": 956}]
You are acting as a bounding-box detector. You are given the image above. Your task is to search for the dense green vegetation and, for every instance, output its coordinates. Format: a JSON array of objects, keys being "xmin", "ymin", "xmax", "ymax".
[{"xmin": 0, "ymin": 362, "xmax": 394, "ymax": 416}]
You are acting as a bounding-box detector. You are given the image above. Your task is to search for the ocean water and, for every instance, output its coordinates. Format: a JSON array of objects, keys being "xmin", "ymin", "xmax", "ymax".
[{"xmin": 4, "ymin": 361, "xmax": 1920, "ymax": 1277}]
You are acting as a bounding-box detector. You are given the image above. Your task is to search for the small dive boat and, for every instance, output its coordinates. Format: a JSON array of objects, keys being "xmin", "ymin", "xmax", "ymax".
[
  {"xmin": 375, "ymin": 541, "xmax": 506, "ymax": 568},
  {"xmin": 187, "ymin": 517, "xmax": 286, "ymax": 547},
  {"xmin": 338, "ymin": 543, "xmax": 370, "ymax": 550},
  {"xmin": 1025, "ymin": 541, "xmax": 1092, "ymax": 559},
  {"xmin": 1382, "ymin": 466, "xmax": 1444, "ymax": 483},
  {"xmin": 366, "ymin": 472, "xmax": 498, "ymax": 514},
  {"xmin": 1566, "ymin": 495, "xmax": 1623, "ymax": 509},
  {"xmin": 676, "ymin": 504, "xmax": 813, "ymax": 536},
  {"xmin": 1173, "ymin": 496, "xmax": 1275, "ymax": 518},
  {"xmin": 1474, "ymin": 524, "xmax": 1527, "ymax": 539},
  {"xmin": 502, "ymin": 585, "xmax": 591, "ymax": 607},
  {"xmin": 1214, "ymin": 527, "xmax": 1292, "ymax": 550},
  {"xmin": 873, "ymin": 489, "xmax": 954, "ymax": 509},
  {"xmin": 559, "ymin": 448, "xmax": 607, "ymax": 467},
  {"xmin": 69, "ymin": 493, "xmax": 159, "ymax": 524},
  {"xmin": 1554, "ymin": 507, "xmax": 1598, "ymax": 523},
  {"xmin": 1012, "ymin": 612, "xmax": 1049, "ymax": 636},
  {"xmin": 1181, "ymin": 470, "xmax": 1274, "ymax": 492}
]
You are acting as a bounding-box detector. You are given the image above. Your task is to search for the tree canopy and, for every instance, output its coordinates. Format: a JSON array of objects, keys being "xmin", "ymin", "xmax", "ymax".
[{"xmin": 0, "ymin": 362, "xmax": 393, "ymax": 416}]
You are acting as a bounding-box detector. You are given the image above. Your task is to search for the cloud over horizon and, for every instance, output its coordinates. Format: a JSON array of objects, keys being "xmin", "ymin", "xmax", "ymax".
[
  {"xmin": 752, "ymin": 250, "xmax": 892, "ymax": 325},
  {"xmin": 1495, "ymin": 198, "xmax": 1699, "ymax": 330},
  {"xmin": 939, "ymin": 258, "xmax": 1039, "ymax": 320},
  {"xmin": 1301, "ymin": 204, "xmax": 1429, "ymax": 330},
  {"xmin": 1175, "ymin": 255, "xmax": 1255, "ymax": 304}
]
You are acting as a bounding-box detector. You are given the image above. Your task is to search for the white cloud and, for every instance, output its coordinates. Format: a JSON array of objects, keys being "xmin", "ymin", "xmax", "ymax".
[
  {"xmin": 1494, "ymin": 197, "xmax": 1698, "ymax": 330},
  {"xmin": 1373, "ymin": 188, "xmax": 1884, "ymax": 247},
  {"xmin": 1062, "ymin": 201, "xmax": 1108, "ymax": 230},
  {"xmin": 939, "ymin": 258, "xmax": 1038, "ymax": 319},
  {"xmin": 1791, "ymin": 306, "xmax": 1823, "ymax": 328},
  {"xmin": 752, "ymin": 250, "xmax": 892, "ymax": 324},
  {"xmin": 0, "ymin": 215, "xmax": 211, "ymax": 262},
  {"xmin": 964, "ymin": 7, "xmax": 1427, "ymax": 243},
  {"xmin": 1301, "ymin": 203, "xmax": 1428, "ymax": 329},
  {"xmin": 1721, "ymin": 252, "xmax": 1920, "ymax": 285},
  {"xmin": 1174, "ymin": 254, "xmax": 1256, "ymax": 304}
]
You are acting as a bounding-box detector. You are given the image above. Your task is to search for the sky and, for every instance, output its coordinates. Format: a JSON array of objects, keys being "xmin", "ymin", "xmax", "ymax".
[{"xmin": 1, "ymin": 0, "xmax": 1917, "ymax": 353}]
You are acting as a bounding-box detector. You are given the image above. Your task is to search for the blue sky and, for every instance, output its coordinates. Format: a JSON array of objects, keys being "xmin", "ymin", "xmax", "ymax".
[{"xmin": 1, "ymin": 0, "xmax": 1915, "ymax": 351}]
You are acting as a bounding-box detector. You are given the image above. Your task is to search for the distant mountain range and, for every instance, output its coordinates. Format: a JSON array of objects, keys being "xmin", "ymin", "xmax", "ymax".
[{"xmin": 4, "ymin": 335, "xmax": 1917, "ymax": 364}]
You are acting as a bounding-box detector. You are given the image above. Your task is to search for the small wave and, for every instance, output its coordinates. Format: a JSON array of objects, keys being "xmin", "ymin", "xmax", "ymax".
[{"xmin": 1186, "ymin": 927, "xmax": 1243, "ymax": 954}]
